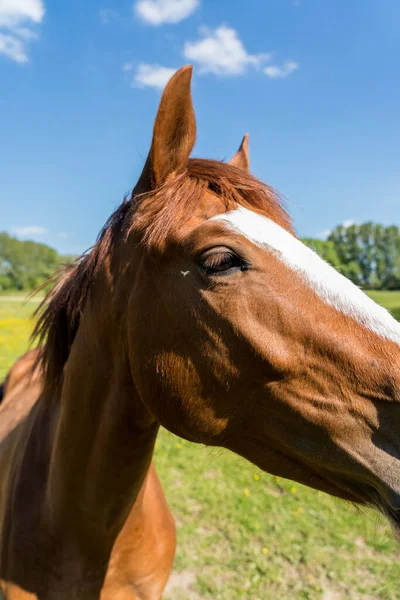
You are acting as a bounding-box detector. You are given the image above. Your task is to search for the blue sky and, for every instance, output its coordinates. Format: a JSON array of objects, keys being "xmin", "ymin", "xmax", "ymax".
[{"xmin": 1, "ymin": 0, "xmax": 399, "ymax": 255}]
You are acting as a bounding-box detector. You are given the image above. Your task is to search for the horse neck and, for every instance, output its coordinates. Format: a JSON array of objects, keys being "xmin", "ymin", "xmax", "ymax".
[
  {"xmin": 46, "ymin": 329, "xmax": 158, "ymax": 537},
  {"xmin": 22, "ymin": 275, "xmax": 157, "ymax": 590}
]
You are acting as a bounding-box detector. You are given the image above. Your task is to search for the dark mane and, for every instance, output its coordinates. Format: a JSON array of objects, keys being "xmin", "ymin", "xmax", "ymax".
[
  {"xmin": 32, "ymin": 200, "xmax": 133, "ymax": 392},
  {"xmin": 33, "ymin": 158, "xmax": 292, "ymax": 394}
]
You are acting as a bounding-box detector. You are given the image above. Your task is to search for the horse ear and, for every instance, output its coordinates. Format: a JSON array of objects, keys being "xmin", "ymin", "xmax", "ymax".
[
  {"xmin": 228, "ymin": 134, "xmax": 250, "ymax": 172},
  {"xmin": 133, "ymin": 65, "xmax": 196, "ymax": 194}
]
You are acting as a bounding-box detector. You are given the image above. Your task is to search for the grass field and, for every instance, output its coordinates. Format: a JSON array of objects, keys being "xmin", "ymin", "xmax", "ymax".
[{"xmin": 1, "ymin": 291, "xmax": 400, "ymax": 599}]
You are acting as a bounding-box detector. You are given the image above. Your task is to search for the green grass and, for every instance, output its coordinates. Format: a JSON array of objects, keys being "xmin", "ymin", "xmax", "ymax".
[
  {"xmin": 0, "ymin": 294, "xmax": 41, "ymax": 379},
  {"xmin": 368, "ymin": 290, "xmax": 400, "ymax": 321},
  {"xmin": 1, "ymin": 291, "xmax": 400, "ymax": 599}
]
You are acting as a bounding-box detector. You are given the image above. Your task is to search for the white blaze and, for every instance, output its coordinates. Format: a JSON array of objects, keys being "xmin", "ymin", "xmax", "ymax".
[{"xmin": 212, "ymin": 206, "xmax": 400, "ymax": 345}]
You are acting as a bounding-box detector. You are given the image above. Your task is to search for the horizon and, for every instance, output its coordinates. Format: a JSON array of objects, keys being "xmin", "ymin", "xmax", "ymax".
[{"xmin": 3, "ymin": 215, "xmax": 396, "ymax": 258}]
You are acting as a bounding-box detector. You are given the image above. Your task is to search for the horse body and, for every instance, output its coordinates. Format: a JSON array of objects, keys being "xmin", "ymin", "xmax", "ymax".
[{"xmin": 0, "ymin": 65, "xmax": 400, "ymax": 598}]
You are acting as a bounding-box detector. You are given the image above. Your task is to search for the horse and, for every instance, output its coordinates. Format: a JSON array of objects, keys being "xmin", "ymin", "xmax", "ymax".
[{"xmin": 1, "ymin": 64, "xmax": 400, "ymax": 599}]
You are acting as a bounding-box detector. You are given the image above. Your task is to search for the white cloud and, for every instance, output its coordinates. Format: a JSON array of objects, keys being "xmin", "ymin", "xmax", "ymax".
[
  {"xmin": 12, "ymin": 26, "xmax": 38, "ymax": 40},
  {"xmin": 99, "ymin": 8, "xmax": 119, "ymax": 25},
  {"xmin": 183, "ymin": 25, "xmax": 270, "ymax": 75},
  {"xmin": 135, "ymin": 0, "xmax": 199, "ymax": 25},
  {"xmin": 316, "ymin": 220, "xmax": 356, "ymax": 239},
  {"xmin": 0, "ymin": 0, "xmax": 45, "ymax": 63},
  {"xmin": 125, "ymin": 24, "xmax": 298, "ymax": 91},
  {"xmin": 12, "ymin": 225, "xmax": 47, "ymax": 237},
  {"xmin": 0, "ymin": 33, "xmax": 28, "ymax": 62},
  {"xmin": 57, "ymin": 232, "xmax": 69, "ymax": 239},
  {"xmin": 342, "ymin": 219, "xmax": 355, "ymax": 228},
  {"xmin": 130, "ymin": 62, "xmax": 178, "ymax": 89},
  {"xmin": 315, "ymin": 228, "xmax": 332, "ymax": 240},
  {"xmin": 0, "ymin": 0, "xmax": 44, "ymax": 28},
  {"xmin": 264, "ymin": 60, "xmax": 298, "ymax": 79}
]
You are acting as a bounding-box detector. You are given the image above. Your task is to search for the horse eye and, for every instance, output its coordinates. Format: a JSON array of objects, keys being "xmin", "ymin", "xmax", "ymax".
[{"xmin": 200, "ymin": 251, "xmax": 247, "ymax": 276}]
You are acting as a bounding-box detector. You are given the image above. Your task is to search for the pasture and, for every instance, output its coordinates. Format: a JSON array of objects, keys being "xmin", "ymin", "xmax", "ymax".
[{"xmin": 1, "ymin": 292, "xmax": 400, "ymax": 599}]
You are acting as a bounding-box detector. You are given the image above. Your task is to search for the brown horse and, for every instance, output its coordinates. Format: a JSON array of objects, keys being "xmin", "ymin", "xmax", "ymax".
[{"xmin": 1, "ymin": 65, "xmax": 400, "ymax": 599}]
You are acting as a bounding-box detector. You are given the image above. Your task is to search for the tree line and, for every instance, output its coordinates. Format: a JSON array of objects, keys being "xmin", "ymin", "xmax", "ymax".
[
  {"xmin": 1, "ymin": 222, "xmax": 400, "ymax": 291},
  {"xmin": 303, "ymin": 222, "xmax": 400, "ymax": 290},
  {"xmin": 0, "ymin": 232, "xmax": 68, "ymax": 291}
]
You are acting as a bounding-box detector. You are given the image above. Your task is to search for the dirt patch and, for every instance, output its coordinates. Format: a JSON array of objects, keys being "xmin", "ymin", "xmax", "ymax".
[
  {"xmin": 164, "ymin": 570, "xmax": 200, "ymax": 599},
  {"xmin": 323, "ymin": 591, "xmax": 343, "ymax": 600}
]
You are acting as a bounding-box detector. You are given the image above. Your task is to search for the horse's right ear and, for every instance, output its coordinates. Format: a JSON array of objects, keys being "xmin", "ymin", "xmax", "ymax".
[
  {"xmin": 132, "ymin": 65, "xmax": 196, "ymax": 195},
  {"xmin": 228, "ymin": 134, "xmax": 250, "ymax": 172}
]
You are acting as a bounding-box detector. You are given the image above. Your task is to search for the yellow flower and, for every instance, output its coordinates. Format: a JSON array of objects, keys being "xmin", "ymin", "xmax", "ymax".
[
  {"xmin": 255, "ymin": 523, "xmax": 260, "ymax": 530},
  {"xmin": 293, "ymin": 506, "xmax": 303, "ymax": 516},
  {"xmin": 262, "ymin": 547, "xmax": 269, "ymax": 554},
  {"xmin": 244, "ymin": 488, "xmax": 250, "ymax": 497},
  {"xmin": 291, "ymin": 487, "xmax": 296, "ymax": 494},
  {"xmin": 307, "ymin": 574, "xmax": 314, "ymax": 581},
  {"xmin": 176, "ymin": 443, "xmax": 182, "ymax": 449},
  {"xmin": 275, "ymin": 476, "xmax": 281, "ymax": 482},
  {"xmin": 253, "ymin": 474, "xmax": 260, "ymax": 481}
]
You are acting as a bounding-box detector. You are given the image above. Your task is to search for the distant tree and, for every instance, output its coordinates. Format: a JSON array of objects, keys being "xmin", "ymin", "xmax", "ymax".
[
  {"xmin": 0, "ymin": 233, "xmax": 61, "ymax": 291},
  {"xmin": 302, "ymin": 239, "xmax": 342, "ymax": 269},
  {"xmin": 302, "ymin": 237, "xmax": 362, "ymax": 282},
  {"xmin": 327, "ymin": 223, "xmax": 400, "ymax": 289},
  {"xmin": 380, "ymin": 225, "xmax": 400, "ymax": 289}
]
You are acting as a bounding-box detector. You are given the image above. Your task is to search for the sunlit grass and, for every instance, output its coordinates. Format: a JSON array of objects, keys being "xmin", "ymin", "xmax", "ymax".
[
  {"xmin": 368, "ymin": 290, "xmax": 400, "ymax": 321},
  {"xmin": 0, "ymin": 296, "xmax": 40, "ymax": 379},
  {"xmin": 156, "ymin": 434, "xmax": 400, "ymax": 599}
]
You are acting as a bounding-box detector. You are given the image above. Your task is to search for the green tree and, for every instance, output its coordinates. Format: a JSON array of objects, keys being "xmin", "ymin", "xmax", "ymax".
[
  {"xmin": 302, "ymin": 239, "xmax": 344, "ymax": 269},
  {"xmin": 0, "ymin": 233, "xmax": 61, "ymax": 291},
  {"xmin": 305, "ymin": 223, "xmax": 400, "ymax": 290},
  {"xmin": 327, "ymin": 222, "xmax": 400, "ymax": 289}
]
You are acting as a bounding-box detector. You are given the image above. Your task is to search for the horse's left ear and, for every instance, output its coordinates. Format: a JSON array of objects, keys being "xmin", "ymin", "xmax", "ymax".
[
  {"xmin": 228, "ymin": 134, "xmax": 250, "ymax": 172},
  {"xmin": 133, "ymin": 65, "xmax": 196, "ymax": 195}
]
